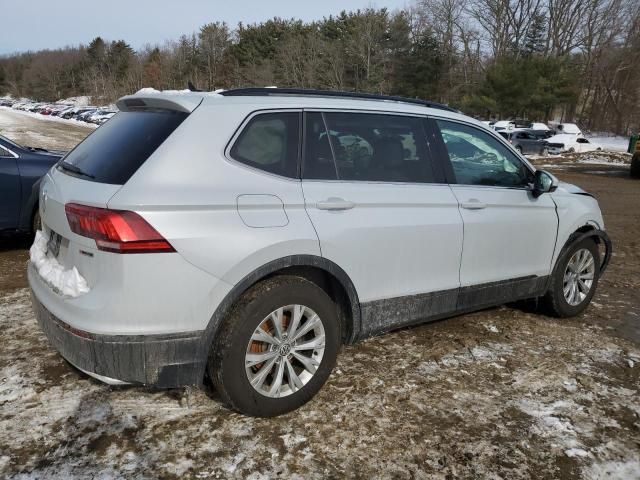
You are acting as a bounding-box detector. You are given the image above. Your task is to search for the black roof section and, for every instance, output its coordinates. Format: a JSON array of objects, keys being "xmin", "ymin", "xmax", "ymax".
[{"xmin": 219, "ymin": 87, "xmax": 459, "ymax": 113}]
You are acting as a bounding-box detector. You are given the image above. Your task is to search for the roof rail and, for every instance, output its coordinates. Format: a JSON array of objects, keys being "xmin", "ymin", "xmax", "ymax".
[{"xmin": 219, "ymin": 87, "xmax": 459, "ymax": 113}]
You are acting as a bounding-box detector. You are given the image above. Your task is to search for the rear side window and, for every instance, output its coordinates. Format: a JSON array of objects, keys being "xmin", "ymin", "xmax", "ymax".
[
  {"xmin": 304, "ymin": 112, "xmax": 434, "ymax": 183},
  {"xmin": 60, "ymin": 110, "xmax": 188, "ymax": 185},
  {"xmin": 230, "ymin": 112, "xmax": 300, "ymax": 178}
]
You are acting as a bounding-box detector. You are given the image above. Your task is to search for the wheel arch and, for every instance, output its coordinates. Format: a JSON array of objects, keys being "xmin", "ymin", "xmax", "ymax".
[
  {"xmin": 197, "ymin": 255, "xmax": 362, "ymax": 381},
  {"xmin": 548, "ymin": 223, "xmax": 612, "ymax": 290}
]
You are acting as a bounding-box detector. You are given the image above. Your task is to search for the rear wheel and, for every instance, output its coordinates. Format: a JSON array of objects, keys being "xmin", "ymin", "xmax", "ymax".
[
  {"xmin": 542, "ymin": 238, "xmax": 600, "ymax": 317},
  {"xmin": 208, "ymin": 276, "xmax": 340, "ymax": 417},
  {"xmin": 516, "ymin": 145, "xmax": 523, "ymax": 154}
]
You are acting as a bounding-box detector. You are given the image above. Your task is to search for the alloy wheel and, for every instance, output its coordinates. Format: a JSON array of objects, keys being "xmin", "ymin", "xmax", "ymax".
[
  {"xmin": 563, "ymin": 248, "xmax": 596, "ymax": 306},
  {"xmin": 245, "ymin": 304, "xmax": 326, "ymax": 398}
]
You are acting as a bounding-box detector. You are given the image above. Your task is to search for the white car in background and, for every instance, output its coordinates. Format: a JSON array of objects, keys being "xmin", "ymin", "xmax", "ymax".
[
  {"xmin": 547, "ymin": 134, "xmax": 602, "ymax": 154},
  {"xmin": 530, "ymin": 122, "xmax": 550, "ymax": 131},
  {"xmin": 555, "ymin": 123, "xmax": 582, "ymax": 135},
  {"xmin": 492, "ymin": 120, "xmax": 515, "ymax": 131},
  {"xmin": 29, "ymin": 88, "xmax": 612, "ymax": 417}
]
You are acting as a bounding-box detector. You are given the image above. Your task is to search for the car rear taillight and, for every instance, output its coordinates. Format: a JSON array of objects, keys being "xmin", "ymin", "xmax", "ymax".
[{"xmin": 65, "ymin": 203, "xmax": 174, "ymax": 254}]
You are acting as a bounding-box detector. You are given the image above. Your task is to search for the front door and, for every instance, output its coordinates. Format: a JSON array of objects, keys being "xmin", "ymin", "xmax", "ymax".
[
  {"xmin": 0, "ymin": 146, "xmax": 21, "ymax": 230},
  {"xmin": 430, "ymin": 119, "xmax": 558, "ymax": 295},
  {"xmin": 301, "ymin": 111, "xmax": 464, "ymax": 335}
]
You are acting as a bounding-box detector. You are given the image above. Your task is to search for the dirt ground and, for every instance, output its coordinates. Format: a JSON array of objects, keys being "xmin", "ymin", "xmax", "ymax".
[{"xmin": 0, "ymin": 109, "xmax": 639, "ymax": 479}]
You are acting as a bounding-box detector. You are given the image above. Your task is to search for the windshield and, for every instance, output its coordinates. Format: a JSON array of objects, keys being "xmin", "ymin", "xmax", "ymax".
[{"xmin": 0, "ymin": 134, "xmax": 23, "ymax": 150}]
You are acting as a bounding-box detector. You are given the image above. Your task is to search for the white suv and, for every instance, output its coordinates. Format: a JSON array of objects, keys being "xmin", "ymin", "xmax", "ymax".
[{"xmin": 29, "ymin": 88, "xmax": 612, "ymax": 417}]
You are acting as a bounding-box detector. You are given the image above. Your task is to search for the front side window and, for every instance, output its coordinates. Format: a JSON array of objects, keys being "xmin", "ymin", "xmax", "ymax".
[
  {"xmin": 304, "ymin": 111, "xmax": 434, "ymax": 183},
  {"xmin": 436, "ymin": 120, "xmax": 534, "ymax": 188},
  {"xmin": 230, "ymin": 112, "xmax": 300, "ymax": 178}
]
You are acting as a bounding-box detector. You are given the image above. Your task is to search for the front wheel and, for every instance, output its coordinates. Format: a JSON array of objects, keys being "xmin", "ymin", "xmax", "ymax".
[
  {"xmin": 541, "ymin": 238, "xmax": 600, "ymax": 317},
  {"xmin": 208, "ymin": 276, "xmax": 340, "ymax": 417}
]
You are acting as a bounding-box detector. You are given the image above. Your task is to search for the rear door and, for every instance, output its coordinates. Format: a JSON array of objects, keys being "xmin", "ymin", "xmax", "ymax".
[
  {"xmin": 0, "ymin": 145, "xmax": 20, "ymax": 229},
  {"xmin": 301, "ymin": 111, "xmax": 463, "ymax": 334},
  {"xmin": 429, "ymin": 118, "xmax": 557, "ymax": 296}
]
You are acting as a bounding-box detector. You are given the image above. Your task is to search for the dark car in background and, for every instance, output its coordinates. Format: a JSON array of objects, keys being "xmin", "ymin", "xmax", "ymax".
[
  {"xmin": 527, "ymin": 129, "xmax": 555, "ymax": 140},
  {"xmin": 61, "ymin": 106, "xmax": 97, "ymax": 119},
  {"xmin": 0, "ymin": 134, "xmax": 65, "ymax": 234},
  {"xmin": 498, "ymin": 129, "xmax": 550, "ymax": 155}
]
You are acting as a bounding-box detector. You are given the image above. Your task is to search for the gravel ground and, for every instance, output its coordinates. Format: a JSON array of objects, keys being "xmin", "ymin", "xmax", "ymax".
[{"xmin": 0, "ymin": 110, "xmax": 639, "ymax": 479}]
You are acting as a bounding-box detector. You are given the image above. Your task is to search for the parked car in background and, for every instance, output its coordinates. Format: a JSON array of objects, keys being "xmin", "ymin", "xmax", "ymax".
[
  {"xmin": 53, "ymin": 106, "xmax": 75, "ymax": 117},
  {"xmin": 512, "ymin": 118, "xmax": 531, "ymax": 128},
  {"xmin": 61, "ymin": 106, "xmax": 97, "ymax": 119},
  {"xmin": 30, "ymin": 88, "xmax": 611, "ymax": 417},
  {"xmin": 555, "ymin": 123, "xmax": 582, "ymax": 136},
  {"xmin": 95, "ymin": 111, "xmax": 116, "ymax": 124},
  {"xmin": 530, "ymin": 122, "xmax": 550, "ymax": 131},
  {"xmin": 76, "ymin": 109, "xmax": 98, "ymax": 122},
  {"xmin": 499, "ymin": 129, "xmax": 550, "ymax": 155},
  {"xmin": 493, "ymin": 120, "xmax": 515, "ymax": 132},
  {"xmin": 527, "ymin": 128, "xmax": 555, "ymax": 140},
  {"xmin": 0, "ymin": 134, "xmax": 65, "ymax": 234},
  {"xmin": 547, "ymin": 134, "xmax": 602, "ymax": 154},
  {"xmin": 87, "ymin": 109, "xmax": 117, "ymax": 124}
]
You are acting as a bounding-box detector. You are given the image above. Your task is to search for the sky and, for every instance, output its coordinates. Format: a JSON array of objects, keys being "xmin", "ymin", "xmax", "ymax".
[{"xmin": 0, "ymin": 0, "xmax": 410, "ymax": 55}]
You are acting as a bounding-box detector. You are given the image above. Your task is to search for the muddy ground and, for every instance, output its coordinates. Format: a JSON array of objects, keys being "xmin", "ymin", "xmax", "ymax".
[{"xmin": 0, "ymin": 109, "xmax": 639, "ymax": 479}]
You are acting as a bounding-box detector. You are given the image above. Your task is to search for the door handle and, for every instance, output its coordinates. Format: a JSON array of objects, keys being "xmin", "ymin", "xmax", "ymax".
[
  {"xmin": 461, "ymin": 199, "xmax": 487, "ymax": 210},
  {"xmin": 317, "ymin": 197, "xmax": 355, "ymax": 211}
]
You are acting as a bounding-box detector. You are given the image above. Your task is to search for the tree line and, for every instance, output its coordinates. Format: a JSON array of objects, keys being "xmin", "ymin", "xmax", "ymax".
[{"xmin": 1, "ymin": 0, "xmax": 638, "ymax": 134}]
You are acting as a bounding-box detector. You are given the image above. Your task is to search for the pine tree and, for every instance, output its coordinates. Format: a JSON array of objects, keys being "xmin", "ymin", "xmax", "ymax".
[{"xmin": 522, "ymin": 11, "xmax": 547, "ymax": 56}]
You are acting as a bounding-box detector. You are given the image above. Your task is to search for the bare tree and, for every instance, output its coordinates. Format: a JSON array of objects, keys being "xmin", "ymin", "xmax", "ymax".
[
  {"xmin": 546, "ymin": 0, "xmax": 587, "ymax": 55},
  {"xmin": 199, "ymin": 22, "xmax": 231, "ymax": 90}
]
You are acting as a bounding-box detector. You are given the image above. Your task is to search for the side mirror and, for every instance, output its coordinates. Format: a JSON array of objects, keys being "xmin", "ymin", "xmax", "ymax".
[{"xmin": 532, "ymin": 170, "xmax": 558, "ymax": 198}]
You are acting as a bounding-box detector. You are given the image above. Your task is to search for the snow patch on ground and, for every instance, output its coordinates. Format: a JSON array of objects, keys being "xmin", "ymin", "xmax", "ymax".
[
  {"xmin": 29, "ymin": 230, "xmax": 89, "ymax": 297},
  {"xmin": 578, "ymin": 154, "xmax": 629, "ymax": 165},
  {"xmin": 583, "ymin": 459, "xmax": 640, "ymax": 479},
  {"xmin": 586, "ymin": 134, "xmax": 630, "ymax": 153}
]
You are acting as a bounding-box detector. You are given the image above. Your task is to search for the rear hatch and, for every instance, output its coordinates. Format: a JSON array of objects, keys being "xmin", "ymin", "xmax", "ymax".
[{"xmin": 38, "ymin": 97, "xmax": 196, "ymax": 287}]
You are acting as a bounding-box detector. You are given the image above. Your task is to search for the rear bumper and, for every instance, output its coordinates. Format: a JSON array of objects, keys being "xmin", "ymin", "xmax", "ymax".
[{"xmin": 30, "ymin": 289, "xmax": 206, "ymax": 388}]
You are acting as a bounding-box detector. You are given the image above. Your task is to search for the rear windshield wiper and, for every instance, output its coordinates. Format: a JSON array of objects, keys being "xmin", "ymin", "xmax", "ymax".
[{"xmin": 58, "ymin": 161, "xmax": 95, "ymax": 179}]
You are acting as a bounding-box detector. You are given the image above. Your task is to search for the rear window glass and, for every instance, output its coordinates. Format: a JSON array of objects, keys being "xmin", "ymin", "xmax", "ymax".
[{"xmin": 60, "ymin": 110, "xmax": 188, "ymax": 184}]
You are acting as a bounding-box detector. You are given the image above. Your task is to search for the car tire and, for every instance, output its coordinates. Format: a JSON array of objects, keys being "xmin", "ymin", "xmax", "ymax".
[
  {"xmin": 516, "ymin": 146, "xmax": 523, "ymax": 154},
  {"xmin": 631, "ymin": 153, "xmax": 640, "ymax": 179},
  {"xmin": 568, "ymin": 147, "xmax": 575, "ymax": 153},
  {"xmin": 208, "ymin": 275, "xmax": 340, "ymax": 417},
  {"xmin": 541, "ymin": 237, "xmax": 600, "ymax": 318}
]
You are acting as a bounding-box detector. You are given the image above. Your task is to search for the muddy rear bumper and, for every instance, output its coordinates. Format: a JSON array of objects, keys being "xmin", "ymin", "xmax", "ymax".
[{"xmin": 30, "ymin": 289, "xmax": 206, "ymax": 388}]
